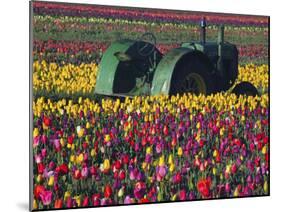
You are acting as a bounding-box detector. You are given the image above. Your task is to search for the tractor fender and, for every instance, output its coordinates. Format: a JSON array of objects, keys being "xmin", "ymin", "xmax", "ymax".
[
  {"xmin": 94, "ymin": 40, "xmax": 135, "ymax": 96},
  {"xmin": 151, "ymin": 47, "xmax": 213, "ymax": 95}
]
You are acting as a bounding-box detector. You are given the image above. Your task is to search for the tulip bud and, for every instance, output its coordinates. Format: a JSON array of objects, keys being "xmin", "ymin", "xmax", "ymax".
[
  {"xmin": 60, "ymin": 138, "xmax": 65, "ymax": 147},
  {"xmin": 213, "ymin": 149, "xmax": 218, "ymax": 158},
  {"xmin": 168, "ymin": 154, "xmax": 173, "ymax": 164},
  {"xmin": 225, "ymin": 183, "xmax": 231, "ymax": 193},
  {"xmin": 118, "ymin": 187, "xmax": 124, "ymax": 197},
  {"xmin": 262, "ymin": 145, "xmax": 267, "ymax": 155},
  {"xmin": 104, "ymin": 134, "xmax": 111, "ymax": 142},
  {"xmin": 159, "ymin": 155, "xmax": 165, "ymax": 166},
  {"xmin": 169, "ymin": 163, "xmax": 175, "ymax": 173},
  {"xmin": 36, "ymin": 174, "xmax": 42, "ymax": 183},
  {"xmin": 212, "ymin": 167, "xmax": 217, "ymax": 175},
  {"xmin": 146, "ymin": 146, "xmax": 152, "ymax": 155},
  {"xmin": 33, "ymin": 200, "xmax": 38, "ymax": 210},
  {"xmin": 177, "ymin": 147, "xmax": 183, "ymax": 156},
  {"xmin": 54, "ymin": 199, "xmax": 63, "ymax": 209},
  {"xmin": 263, "ymin": 181, "xmax": 268, "ymax": 193},
  {"xmin": 33, "ymin": 128, "xmax": 39, "ymax": 138},
  {"xmin": 234, "ymin": 187, "xmax": 239, "ymax": 197},
  {"xmin": 77, "ymin": 153, "xmax": 84, "ymax": 164},
  {"xmin": 82, "ymin": 196, "xmax": 89, "ymax": 207},
  {"xmin": 171, "ymin": 194, "xmax": 177, "ymax": 201},
  {"xmin": 48, "ymin": 175, "xmax": 54, "ymax": 187},
  {"xmin": 74, "ymin": 195, "xmax": 81, "ymax": 207}
]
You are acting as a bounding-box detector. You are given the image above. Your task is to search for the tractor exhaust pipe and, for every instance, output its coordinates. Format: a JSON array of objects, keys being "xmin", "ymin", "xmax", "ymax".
[
  {"xmin": 217, "ymin": 25, "xmax": 225, "ymax": 76},
  {"xmin": 200, "ymin": 17, "xmax": 206, "ymax": 44},
  {"xmin": 218, "ymin": 25, "xmax": 224, "ymax": 57}
]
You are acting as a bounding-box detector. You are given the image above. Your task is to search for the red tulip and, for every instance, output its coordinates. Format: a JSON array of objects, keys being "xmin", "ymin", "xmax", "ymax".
[
  {"xmin": 37, "ymin": 163, "xmax": 45, "ymax": 174},
  {"xmin": 140, "ymin": 198, "xmax": 149, "ymax": 203},
  {"xmin": 82, "ymin": 196, "xmax": 89, "ymax": 207},
  {"xmin": 67, "ymin": 135, "xmax": 74, "ymax": 144},
  {"xmin": 43, "ymin": 116, "xmax": 51, "ymax": 127},
  {"xmin": 104, "ymin": 184, "xmax": 112, "ymax": 198},
  {"xmin": 73, "ymin": 169, "xmax": 81, "ymax": 180},
  {"xmin": 163, "ymin": 125, "xmax": 169, "ymax": 136},
  {"xmin": 34, "ymin": 185, "xmax": 45, "ymax": 199},
  {"xmin": 119, "ymin": 169, "xmax": 126, "ymax": 180},
  {"xmin": 197, "ymin": 178, "xmax": 211, "ymax": 198},
  {"xmin": 231, "ymin": 163, "xmax": 237, "ymax": 174},
  {"xmin": 54, "ymin": 199, "xmax": 63, "ymax": 208},
  {"xmin": 179, "ymin": 189, "xmax": 187, "ymax": 200},
  {"xmin": 57, "ymin": 164, "xmax": 69, "ymax": 175},
  {"xmin": 92, "ymin": 194, "xmax": 101, "ymax": 206},
  {"xmin": 122, "ymin": 154, "xmax": 129, "ymax": 164}
]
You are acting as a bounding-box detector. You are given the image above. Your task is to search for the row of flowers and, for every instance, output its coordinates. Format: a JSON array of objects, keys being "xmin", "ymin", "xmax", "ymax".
[
  {"xmin": 32, "ymin": 1, "xmax": 268, "ymax": 27},
  {"xmin": 33, "ymin": 40, "xmax": 268, "ymax": 65},
  {"xmin": 33, "ymin": 61, "xmax": 98, "ymax": 95},
  {"xmin": 32, "ymin": 61, "xmax": 268, "ymax": 96},
  {"xmin": 33, "ymin": 15, "xmax": 268, "ymax": 45},
  {"xmin": 33, "ymin": 94, "xmax": 269, "ymax": 209}
]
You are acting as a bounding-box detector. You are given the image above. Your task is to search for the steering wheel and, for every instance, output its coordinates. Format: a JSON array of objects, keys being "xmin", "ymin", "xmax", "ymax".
[{"xmin": 137, "ymin": 32, "xmax": 156, "ymax": 57}]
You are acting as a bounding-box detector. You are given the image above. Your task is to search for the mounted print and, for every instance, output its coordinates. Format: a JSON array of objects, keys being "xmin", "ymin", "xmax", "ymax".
[{"xmin": 30, "ymin": 1, "xmax": 269, "ymax": 211}]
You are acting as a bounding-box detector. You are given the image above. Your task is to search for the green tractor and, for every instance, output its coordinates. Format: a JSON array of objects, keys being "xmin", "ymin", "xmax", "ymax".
[{"xmin": 94, "ymin": 18, "xmax": 258, "ymax": 98}]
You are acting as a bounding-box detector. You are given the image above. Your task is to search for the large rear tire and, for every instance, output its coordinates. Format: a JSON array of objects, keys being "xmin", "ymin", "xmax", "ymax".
[{"xmin": 170, "ymin": 55, "xmax": 215, "ymax": 95}]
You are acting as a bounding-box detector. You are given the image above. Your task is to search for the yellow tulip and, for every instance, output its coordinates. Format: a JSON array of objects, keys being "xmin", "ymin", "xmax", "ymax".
[
  {"xmin": 86, "ymin": 122, "xmax": 90, "ymax": 129},
  {"xmin": 142, "ymin": 162, "xmax": 147, "ymax": 170},
  {"xmin": 33, "ymin": 200, "xmax": 38, "ymax": 210},
  {"xmin": 234, "ymin": 187, "xmax": 239, "ymax": 197},
  {"xmin": 36, "ymin": 174, "xmax": 42, "ymax": 183},
  {"xmin": 91, "ymin": 148, "xmax": 96, "ymax": 157},
  {"xmin": 225, "ymin": 164, "xmax": 231, "ymax": 174},
  {"xmin": 212, "ymin": 167, "xmax": 217, "ymax": 175},
  {"xmin": 171, "ymin": 194, "xmax": 177, "ymax": 201},
  {"xmin": 103, "ymin": 159, "xmax": 110, "ymax": 170},
  {"xmin": 168, "ymin": 154, "xmax": 173, "ymax": 164},
  {"xmin": 118, "ymin": 187, "xmax": 124, "ymax": 197},
  {"xmin": 60, "ymin": 138, "xmax": 65, "ymax": 147},
  {"xmin": 70, "ymin": 155, "xmax": 75, "ymax": 162},
  {"xmin": 77, "ymin": 127, "xmax": 84, "ymax": 138},
  {"xmin": 48, "ymin": 175, "xmax": 54, "ymax": 186},
  {"xmin": 146, "ymin": 146, "xmax": 152, "ymax": 155},
  {"xmin": 33, "ymin": 128, "xmax": 39, "ymax": 138},
  {"xmin": 159, "ymin": 155, "xmax": 165, "ymax": 166},
  {"xmin": 213, "ymin": 149, "xmax": 218, "ymax": 158},
  {"xmin": 77, "ymin": 153, "xmax": 84, "ymax": 163},
  {"xmin": 169, "ymin": 163, "xmax": 175, "ymax": 173},
  {"xmin": 262, "ymin": 146, "xmax": 267, "ymax": 155},
  {"xmin": 263, "ymin": 181, "xmax": 268, "ymax": 193},
  {"xmin": 177, "ymin": 147, "xmax": 183, "ymax": 156},
  {"xmin": 104, "ymin": 134, "xmax": 111, "ymax": 142},
  {"xmin": 64, "ymin": 191, "xmax": 71, "ymax": 201},
  {"xmin": 74, "ymin": 195, "xmax": 81, "ymax": 207}
]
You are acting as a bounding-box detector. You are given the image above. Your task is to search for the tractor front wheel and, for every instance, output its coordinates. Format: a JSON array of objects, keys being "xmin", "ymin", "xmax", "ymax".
[{"xmin": 232, "ymin": 81, "xmax": 259, "ymax": 97}]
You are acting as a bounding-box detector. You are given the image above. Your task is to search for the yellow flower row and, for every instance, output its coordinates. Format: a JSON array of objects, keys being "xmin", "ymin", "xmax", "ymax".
[
  {"xmin": 32, "ymin": 60, "xmax": 268, "ymax": 95},
  {"xmin": 235, "ymin": 63, "xmax": 268, "ymax": 93},
  {"xmin": 33, "ymin": 60, "xmax": 98, "ymax": 94},
  {"xmin": 33, "ymin": 93, "xmax": 268, "ymax": 117}
]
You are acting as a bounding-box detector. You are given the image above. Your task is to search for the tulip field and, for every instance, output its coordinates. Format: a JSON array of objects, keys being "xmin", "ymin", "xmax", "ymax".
[{"xmin": 31, "ymin": 2, "xmax": 269, "ymax": 210}]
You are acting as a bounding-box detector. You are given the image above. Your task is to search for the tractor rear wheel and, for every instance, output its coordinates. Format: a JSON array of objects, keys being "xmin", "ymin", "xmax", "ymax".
[
  {"xmin": 170, "ymin": 55, "xmax": 215, "ymax": 95},
  {"xmin": 232, "ymin": 81, "xmax": 259, "ymax": 97}
]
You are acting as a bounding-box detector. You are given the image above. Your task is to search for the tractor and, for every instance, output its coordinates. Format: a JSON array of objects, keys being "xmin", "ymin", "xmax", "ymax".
[{"xmin": 94, "ymin": 17, "xmax": 258, "ymax": 98}]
